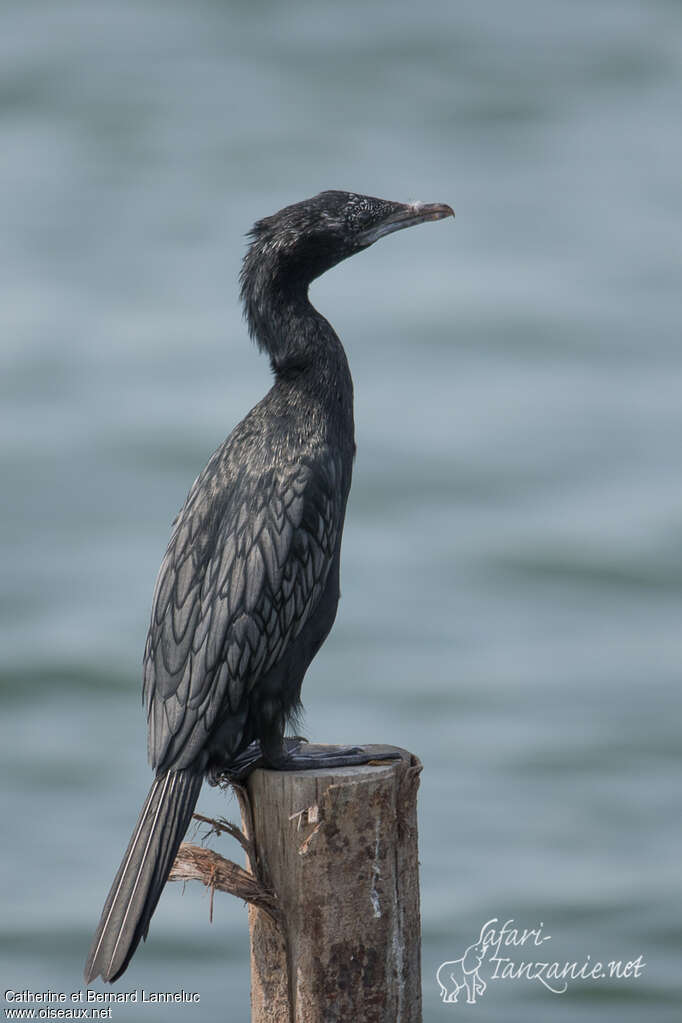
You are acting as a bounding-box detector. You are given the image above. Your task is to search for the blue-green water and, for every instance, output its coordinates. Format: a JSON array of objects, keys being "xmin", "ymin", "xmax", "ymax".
[{"xmin": 2, "ymin": 1, "xmax": 681, "ymax": 1020}]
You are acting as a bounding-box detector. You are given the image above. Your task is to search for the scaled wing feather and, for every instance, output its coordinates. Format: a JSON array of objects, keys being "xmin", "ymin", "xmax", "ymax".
[{"xmin": 143, "ymin": 455, "xmax": 340, "ymax": 772}]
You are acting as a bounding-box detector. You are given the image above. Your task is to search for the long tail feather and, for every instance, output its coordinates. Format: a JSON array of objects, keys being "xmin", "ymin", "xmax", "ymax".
[{"xmin": 84, "ymin": 768, "xmax": 203, "ymax": 983}]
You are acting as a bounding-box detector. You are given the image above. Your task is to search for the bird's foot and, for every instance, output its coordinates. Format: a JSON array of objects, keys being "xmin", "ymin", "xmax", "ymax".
[
  {"xmin": 264, "ymin": 742, "xmax": 401, "ymax": 772},
  {"xmin": 209, "ymin": 740, "xmax": 400, "ymax": 783}
]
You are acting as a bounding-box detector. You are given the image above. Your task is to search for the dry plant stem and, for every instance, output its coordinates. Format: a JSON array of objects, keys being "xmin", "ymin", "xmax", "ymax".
[
  {"xmin": 191, "ymin": 810, "xmax": 256, "ymax": 863},
  {"xmin": 169, "ymin": 798, "xmax": 282, "ymax": 927}
]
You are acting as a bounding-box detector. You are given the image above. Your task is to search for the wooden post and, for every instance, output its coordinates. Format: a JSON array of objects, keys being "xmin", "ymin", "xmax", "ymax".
[{"xmin": 242, "ymin": 745, "xmax": 422, "ymax": 1023}]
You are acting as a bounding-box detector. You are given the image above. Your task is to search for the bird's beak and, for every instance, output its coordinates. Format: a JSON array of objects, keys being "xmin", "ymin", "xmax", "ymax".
[{"xmin": 357, "ymin": 201, "xmax": 454, "ymax": 246}]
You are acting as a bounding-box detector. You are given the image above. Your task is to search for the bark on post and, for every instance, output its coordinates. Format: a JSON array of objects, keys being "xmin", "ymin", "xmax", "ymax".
[{"xmin": 242, "ymin": 744, "xmax": 422, "ymax": 1023}]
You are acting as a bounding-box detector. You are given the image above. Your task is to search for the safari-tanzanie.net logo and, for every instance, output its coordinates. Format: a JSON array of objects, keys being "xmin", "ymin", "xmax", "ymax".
[{"xmin": 435, "ymin": 918, "xmax": 645, "ymax": 1005}]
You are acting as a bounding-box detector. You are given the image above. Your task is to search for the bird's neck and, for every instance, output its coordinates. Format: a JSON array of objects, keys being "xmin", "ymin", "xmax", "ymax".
[{"xmin": 243, "ymin": 271, "xmax": 353, "ymax": 395}]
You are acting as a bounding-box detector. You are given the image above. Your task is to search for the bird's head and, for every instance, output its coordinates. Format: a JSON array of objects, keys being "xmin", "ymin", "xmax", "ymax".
[
  {"xmin": 242, "ymin": 190, "xmax": 454, "ymax": 289},
  {"xmin": 240, "ymin": 191, "xmax": 454, "ymax": 352}
]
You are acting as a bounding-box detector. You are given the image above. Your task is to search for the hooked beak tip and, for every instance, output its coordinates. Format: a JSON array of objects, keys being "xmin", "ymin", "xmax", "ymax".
[
  {"xmin": 357, "ymin": 200, "xmax": 455, "ymax": 246},
  {"xmin": 409, "ymin": 201, "xmax": 455, "ymax": 221}
]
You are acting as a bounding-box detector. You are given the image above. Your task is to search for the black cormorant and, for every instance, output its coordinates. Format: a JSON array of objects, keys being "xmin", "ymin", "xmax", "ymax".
[{"xmin": 85, "ymin": 190, "xmax": 454, "ymax": 983}]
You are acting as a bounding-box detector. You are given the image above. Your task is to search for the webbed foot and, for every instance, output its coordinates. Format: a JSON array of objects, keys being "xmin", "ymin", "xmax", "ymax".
[
  {"xmin": 210, "ymin": 740, "xmax": 400, "ymax": 783},
  {"xmin": 264, "ymin": 742, "xmax": 401, "ymax": 772}
]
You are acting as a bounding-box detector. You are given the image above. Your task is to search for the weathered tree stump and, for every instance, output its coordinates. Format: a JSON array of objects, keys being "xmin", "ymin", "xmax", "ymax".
[
  {"xmin": 243, "ymin": 744, "xmax": 422, "ymax": 1023},
  {"xmin": 169, "ymin": 745, "xmax": 422, "ymax": 1021}
]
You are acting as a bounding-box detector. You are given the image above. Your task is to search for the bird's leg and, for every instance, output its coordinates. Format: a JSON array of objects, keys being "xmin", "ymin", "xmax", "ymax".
[
  {"xmin": 252, "ymin": 704, "xmax": 400, "ymax": 771},
  {"xmin": 212, "ymin": 702, "xmax": 402, "ymax": 781},
  {"xmin": 207, "ymin": 742, "xmax": 264, "ymax": 785},
  {"xmin": 209, "ymin": 736, "xmax": 306, "ymax": 784}
]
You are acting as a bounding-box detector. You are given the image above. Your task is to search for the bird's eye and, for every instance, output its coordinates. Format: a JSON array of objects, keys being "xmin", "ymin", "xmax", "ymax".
[{"xmin": 346, "ymin": 197, "xmax": 373, "ymax": 231}]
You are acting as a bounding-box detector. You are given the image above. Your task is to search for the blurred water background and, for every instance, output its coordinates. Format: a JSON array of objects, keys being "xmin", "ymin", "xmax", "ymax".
[{"xmin": 1, "ymin": 1, "xmax": 681, "ymax": 1020}]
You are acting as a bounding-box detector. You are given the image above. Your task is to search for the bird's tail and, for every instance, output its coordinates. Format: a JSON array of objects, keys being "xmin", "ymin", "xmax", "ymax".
[{"xmin": 84, "ymin": 768, "xmax": 203, "ymax": 984}]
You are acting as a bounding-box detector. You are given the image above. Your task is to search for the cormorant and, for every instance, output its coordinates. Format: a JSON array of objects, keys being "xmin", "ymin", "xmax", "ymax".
[{"xmin": 84, "ymin": 190, "xmax": 454, "ymax": 983}]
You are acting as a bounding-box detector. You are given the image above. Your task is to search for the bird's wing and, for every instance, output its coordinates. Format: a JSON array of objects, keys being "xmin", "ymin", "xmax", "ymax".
[{"xmin": 143, "ymin": 451, "xmax": 342, "ymax": 772}]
